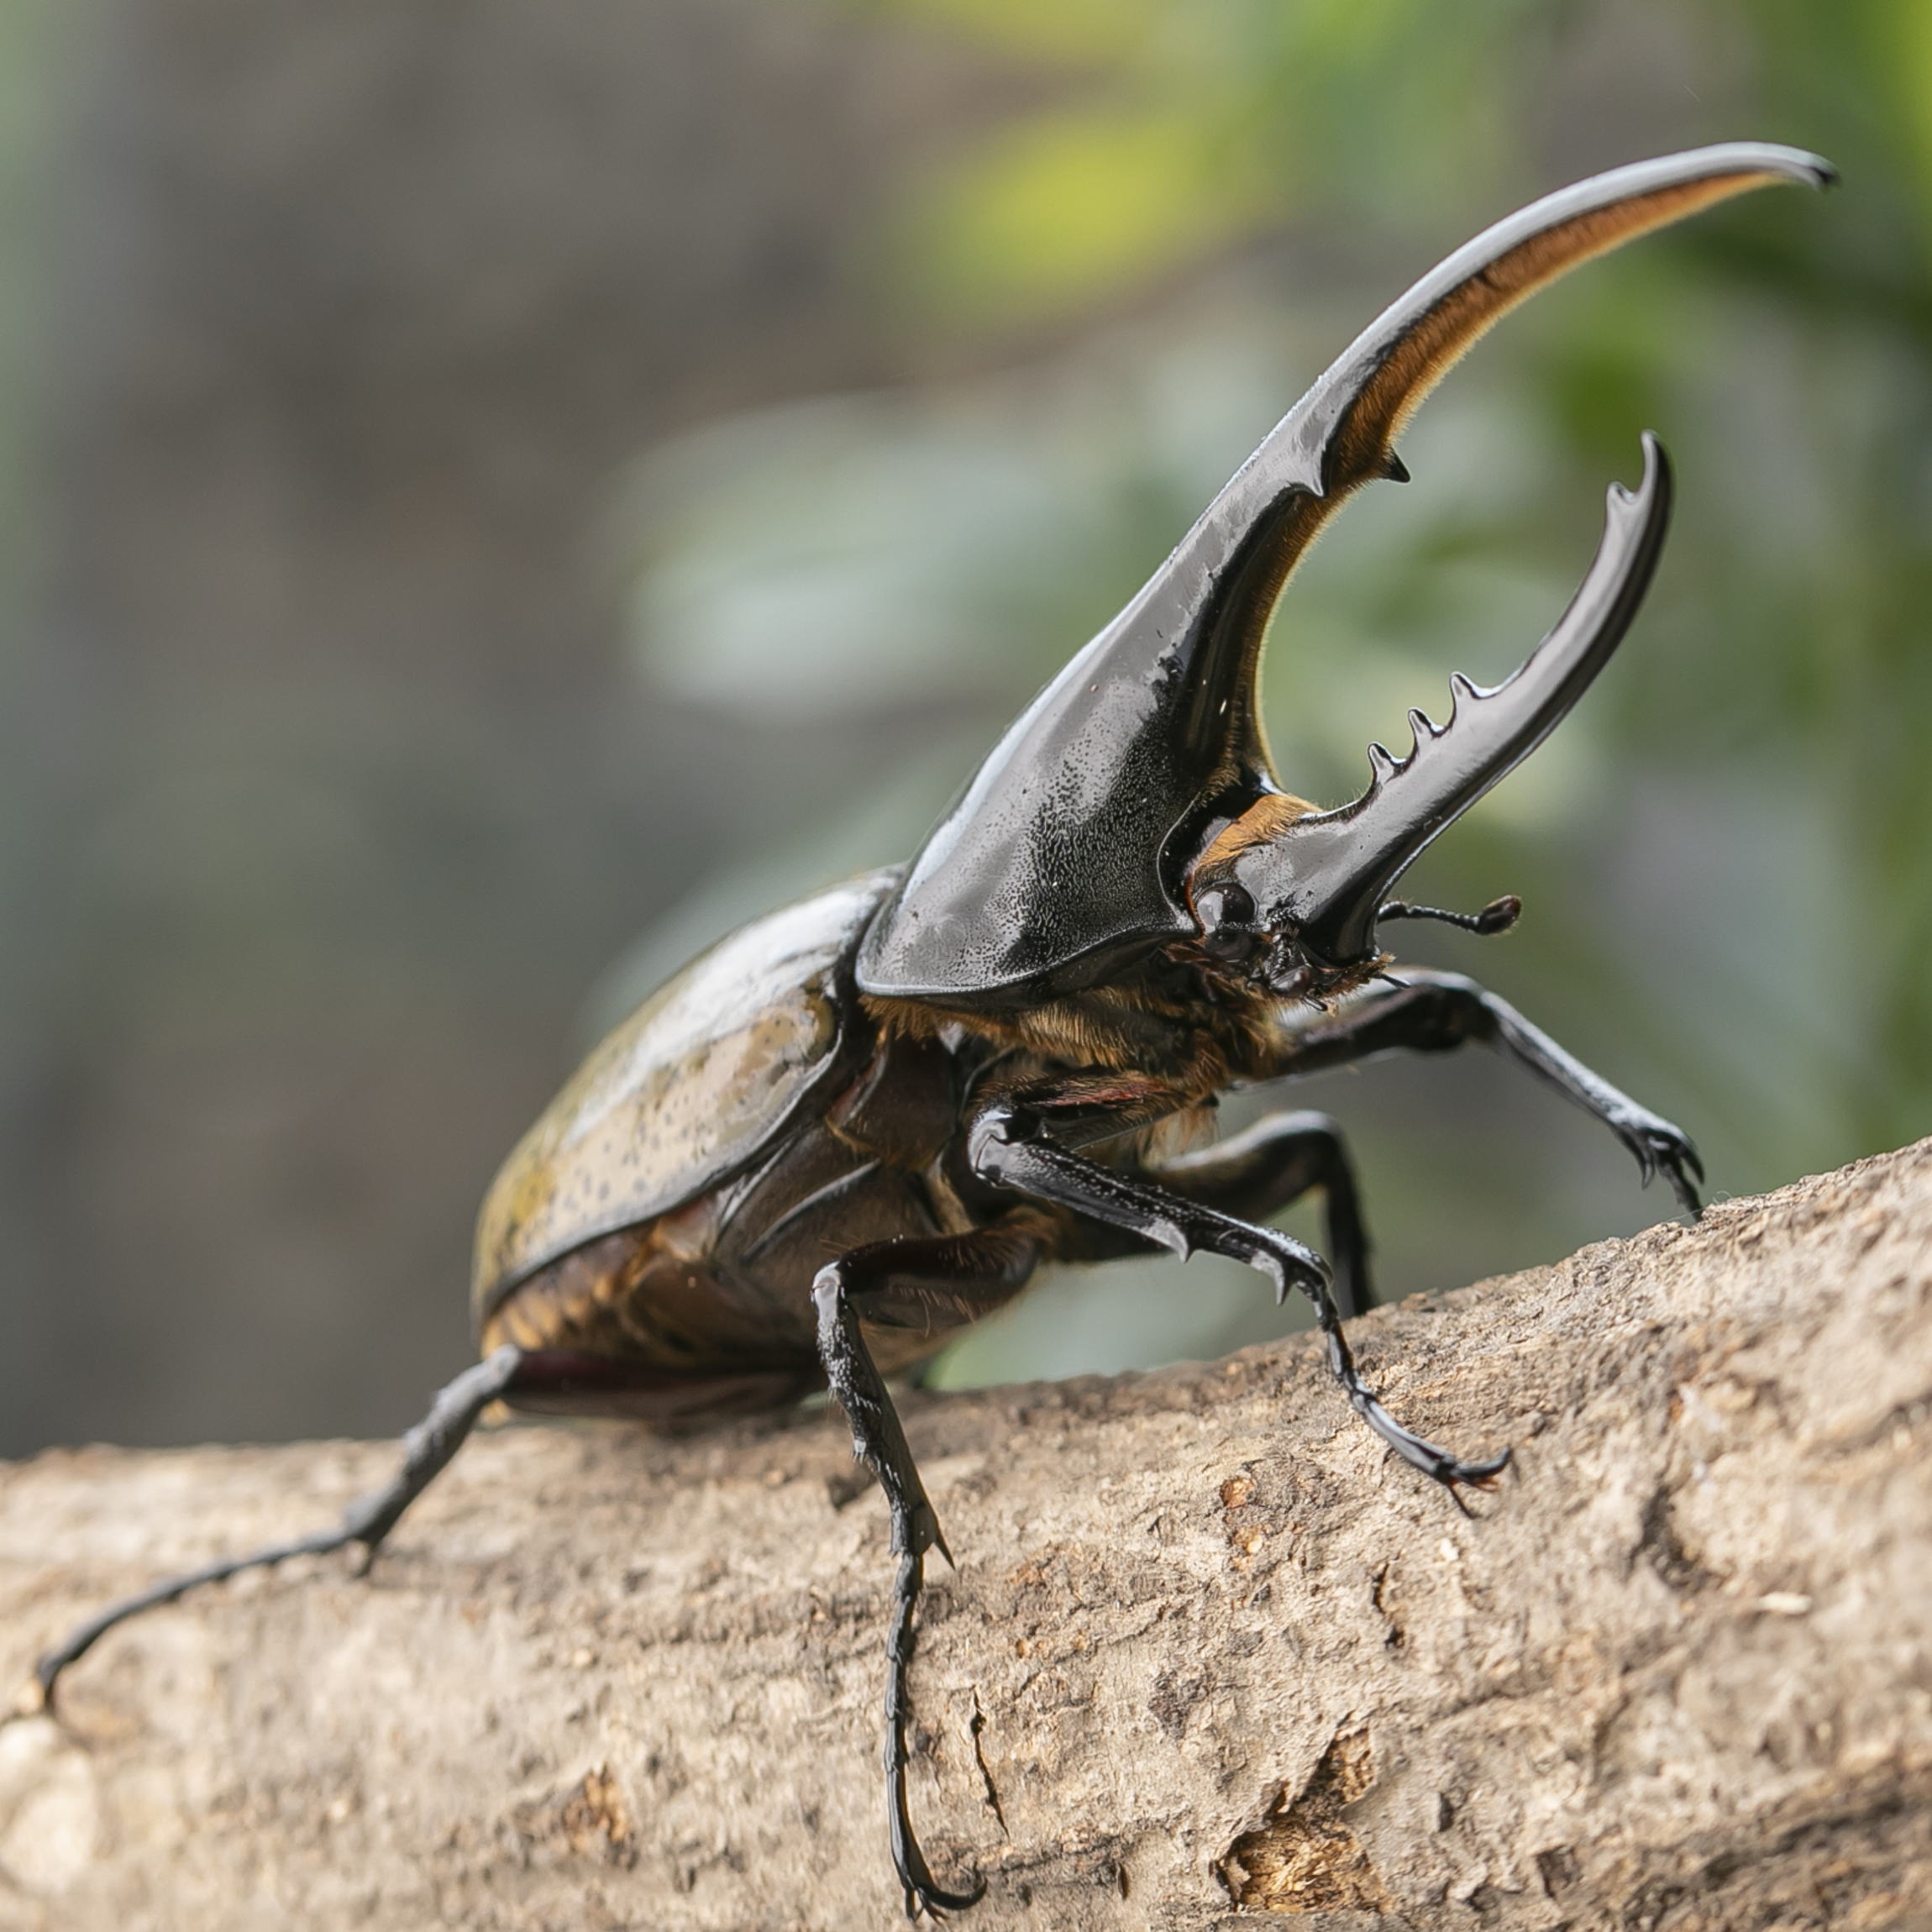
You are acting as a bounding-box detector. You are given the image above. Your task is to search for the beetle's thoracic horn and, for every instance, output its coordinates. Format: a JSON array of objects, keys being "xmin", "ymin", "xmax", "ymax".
[
  {"xmin": 856, "ymin": 144, "xmax": 1834, "ymax": 1005},
  {"xmin": 1230, "ymin": 433, "xmax": 1672, "ymax": 969}
]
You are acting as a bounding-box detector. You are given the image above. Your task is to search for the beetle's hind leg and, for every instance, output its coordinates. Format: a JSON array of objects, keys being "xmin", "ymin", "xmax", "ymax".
[
  {"xmin": 813, "ymin": 1227, "xmax": 1037, "ymax": 1919},
  {"xmin": 31, "ymin": 1344, "xmax": 526, "ymax": 1712}
]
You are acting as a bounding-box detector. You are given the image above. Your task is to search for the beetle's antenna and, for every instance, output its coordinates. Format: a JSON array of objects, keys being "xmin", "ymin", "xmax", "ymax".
[{"xmin": 1379, "ymin": 895, "xmax": 1521, "ymax": 937}]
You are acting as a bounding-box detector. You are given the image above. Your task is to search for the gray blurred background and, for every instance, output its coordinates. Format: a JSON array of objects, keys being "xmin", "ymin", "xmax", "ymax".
[{"xmin": 0, "ymin": 0, "xmax": 1920, "ymax": 1455}]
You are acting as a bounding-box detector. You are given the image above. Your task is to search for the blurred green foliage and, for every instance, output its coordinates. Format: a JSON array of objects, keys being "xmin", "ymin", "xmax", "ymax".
[
  {"xmin": 627, "ymin": 0, "xmax": 1932, "ymax": 1384},
  {"xmin": 885, "ymin": 0, "xmax": 1541, "ymax": 328}
]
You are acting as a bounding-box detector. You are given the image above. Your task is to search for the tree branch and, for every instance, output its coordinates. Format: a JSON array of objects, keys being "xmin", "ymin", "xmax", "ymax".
[{"xmin": 4, "ymin": 1142, "xmax": 1931, "ymax": 1929}]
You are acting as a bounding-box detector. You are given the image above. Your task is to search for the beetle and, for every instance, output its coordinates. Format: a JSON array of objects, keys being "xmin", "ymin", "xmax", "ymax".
[{"xmin": 34, "ymin": 143, "xmax": 1830, "ymax": 1916}]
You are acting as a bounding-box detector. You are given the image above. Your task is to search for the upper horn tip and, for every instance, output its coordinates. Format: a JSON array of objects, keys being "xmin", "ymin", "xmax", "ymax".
[{"xmin": 1720, "ymin": 142, "xmax": 1837, "ymax": 192}]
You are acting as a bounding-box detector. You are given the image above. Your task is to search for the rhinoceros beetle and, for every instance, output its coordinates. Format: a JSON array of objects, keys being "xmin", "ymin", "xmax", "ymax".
[{"xmin": 35, "ymin": 143, "xmax": 1831, "ymax": 1916}]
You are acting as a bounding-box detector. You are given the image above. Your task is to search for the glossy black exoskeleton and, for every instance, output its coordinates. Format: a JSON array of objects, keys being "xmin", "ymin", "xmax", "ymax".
[{"xmin": 35, "ymin": 143, "xmax": 1833, "ymax": 1917}]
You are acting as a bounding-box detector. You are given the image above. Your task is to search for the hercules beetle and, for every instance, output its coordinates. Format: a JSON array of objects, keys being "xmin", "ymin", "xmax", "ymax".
[{"xmin": 35, "ymin": 143, "xmax": 1831, "ymax": 1915}]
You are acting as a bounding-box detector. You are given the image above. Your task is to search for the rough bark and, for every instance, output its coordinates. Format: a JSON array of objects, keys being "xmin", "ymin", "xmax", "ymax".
[{"xmin": 3, "ymin": 1141, "xmax": 1931, "ymax": 1931}]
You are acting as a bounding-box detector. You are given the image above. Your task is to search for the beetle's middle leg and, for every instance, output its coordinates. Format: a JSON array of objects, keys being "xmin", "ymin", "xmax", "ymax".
[
  {"xmin": 814, "ymin": 1225, "xmax": 1040, "ymax": 1919},
  {"xmin": 969, "ymin": 1100, "xmax": 1505, "ymax": 1496},
  {"xmin": 1059, "ymin": 1110, "xmax": 1374, "ymax": 1317},
  {"xmin": 31, "ymin": 1344, "xmax": 528, "ymax": 1711}
]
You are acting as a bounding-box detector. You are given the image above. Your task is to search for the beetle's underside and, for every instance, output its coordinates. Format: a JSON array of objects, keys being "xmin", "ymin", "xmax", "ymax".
[{"xmin": 32, "ymin": 143, "xmax": 1831, "ymax": 1921}]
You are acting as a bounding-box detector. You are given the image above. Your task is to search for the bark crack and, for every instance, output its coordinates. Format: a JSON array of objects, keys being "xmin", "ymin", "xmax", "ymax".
[
  {"xmin": 969, "ymin": 1690, "xmax": 1007, "ymax": 1835},
  {"xmin": 1220, "ymin": 1721, "xmax": 1394, "ymax": 1914}
]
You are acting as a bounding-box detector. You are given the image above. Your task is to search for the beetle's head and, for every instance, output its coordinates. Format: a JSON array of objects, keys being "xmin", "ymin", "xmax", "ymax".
[
  {"xmin": 1183, "ymin": 435, "xmax": 1671, "ymax": 1003},
  {"xmin": 856, "ymin": 144, "xmax": 1831, "ymax": 1011}
]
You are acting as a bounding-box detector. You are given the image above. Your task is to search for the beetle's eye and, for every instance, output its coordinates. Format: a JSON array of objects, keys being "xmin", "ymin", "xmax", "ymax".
[
  {"xmin": 1197, "ymin": 883, "xmax": 1255, "ymax": 927},
  {"xmin": 1195, "ymin": 883, "xmax": 1257, "ymax": 959}
]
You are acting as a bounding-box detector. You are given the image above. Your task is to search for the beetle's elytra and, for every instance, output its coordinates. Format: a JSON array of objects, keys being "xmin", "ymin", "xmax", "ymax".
[{"xmin": 35, "ymin": 143, "xmax": 1832, "ymax": 1918}]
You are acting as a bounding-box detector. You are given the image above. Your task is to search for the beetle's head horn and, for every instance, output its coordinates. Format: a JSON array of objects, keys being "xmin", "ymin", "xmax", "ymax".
[
  {"xmin": 855, "ymin": 144, "xmax": 1831, "ymax": 1008},
  {"xmin": 1189, "ymin": 433, "xmax": 1671, "ymax": 993}
]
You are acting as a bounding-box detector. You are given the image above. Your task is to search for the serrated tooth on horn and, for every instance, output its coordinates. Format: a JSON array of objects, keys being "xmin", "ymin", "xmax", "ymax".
[
  {"xmin": 1367, "ymin": 742, "xmax": 1399, "ymax": 785},
  {"xmin": 1407, "ymin": 706, "xmax": 1443, "ymax": 747}
]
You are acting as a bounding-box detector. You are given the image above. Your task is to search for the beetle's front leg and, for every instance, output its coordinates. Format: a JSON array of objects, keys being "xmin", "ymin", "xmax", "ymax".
[
  {"xmin": 813, "ymin": 1228, "xmax": 1037, "ymax": 1919},
  {"xmin": 968, "ymin": 1103, "xmax": 1506, "ymax": 1497},
  {"xmin": 1289, "ymin": 969, "xmax": 1704, "ymax": 1215}
]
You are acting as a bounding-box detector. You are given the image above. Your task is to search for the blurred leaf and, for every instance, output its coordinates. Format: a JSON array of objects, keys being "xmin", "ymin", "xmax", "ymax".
[
  {"xmin": 903, "ymin": 102, "xmax": 1275, "ymax": 328},
  {"xmin": 876, "ymin": 0, "xmax": 1538, "ymax": 332},
  {"xmin": 626, "ymin": 310, "xmax": 1318, "ymax": 716}
]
